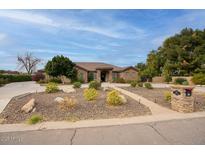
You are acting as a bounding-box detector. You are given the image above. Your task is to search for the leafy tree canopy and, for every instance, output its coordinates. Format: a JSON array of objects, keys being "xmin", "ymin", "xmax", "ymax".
[
  {"xmin": 45, "ymin": 55, "xmax": 77, "ymax": 81},
  {"xmin": 137, "ymin": 28, "xmax": 205, "ymax": 79}
]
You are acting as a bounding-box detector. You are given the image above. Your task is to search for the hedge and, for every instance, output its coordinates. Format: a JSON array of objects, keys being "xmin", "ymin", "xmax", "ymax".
[{"xmin": 0, "ymin": 74, "xmax": 32, "ymax": 83}]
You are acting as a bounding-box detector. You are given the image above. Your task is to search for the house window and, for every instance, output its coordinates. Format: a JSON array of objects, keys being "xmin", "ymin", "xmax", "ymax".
[
  {"xmin": 88, "ymin": 72, "xmax": 94, "ymax": 82},
  {"xmin": 112, "ymin": 72, "xmax": 118, "ymax": 80}
]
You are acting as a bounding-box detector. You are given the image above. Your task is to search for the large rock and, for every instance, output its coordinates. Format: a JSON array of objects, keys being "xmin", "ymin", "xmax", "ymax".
[
  {"xmin": 103, "ymin": 87, "xmax": 110, "ymax": 91},
  {"xmin": 119, "ymin": 95, "xmax": 127, "ymax": 103},
  {"xmin": 54, "ymin": 97, "xmax": 64, "ymax": 103},
  {"xmin": 21, "ymin": 98, "xmax": 35, "ymax": 113}
]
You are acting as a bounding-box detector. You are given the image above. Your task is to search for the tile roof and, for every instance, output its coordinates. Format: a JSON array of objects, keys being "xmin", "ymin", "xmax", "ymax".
[{"xmin": 75, "ymin": 62, "xmax": 124, "ymax": 72}]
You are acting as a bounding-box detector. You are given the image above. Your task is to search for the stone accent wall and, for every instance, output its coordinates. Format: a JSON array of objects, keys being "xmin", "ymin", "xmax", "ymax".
[
  {"xmin": 171, "ymin": 85, "xmax": 195, "ymax": 113},
  {"xmin": 120, "ymin": 68, "xmax": 138, "ymax": 81}
]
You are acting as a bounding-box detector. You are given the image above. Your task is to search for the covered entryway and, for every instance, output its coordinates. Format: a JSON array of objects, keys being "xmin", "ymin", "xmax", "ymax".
[
  {"xmin": 101, "ymin": 71, "xmax": 108, "ymax": 82},
  {"xmin": 96, "ymin": 67, "xmax": 113, "ymax": 83}
]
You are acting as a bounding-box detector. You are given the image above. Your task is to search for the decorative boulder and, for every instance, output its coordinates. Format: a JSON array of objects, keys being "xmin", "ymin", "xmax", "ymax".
[
  {"xmin": 21, "ymin": 98, "xmax": 35, "ymax": 113},
  {"xmin": 103, "ymin": 87, "xmax": 110, "ymax": 91},
  {"xmin": 54, "ymin": 97, "xmax": 64, "ymax": 103},
  {"xmin": 119, "ymin": 95, "xmax": 127, "ymax": 103}
]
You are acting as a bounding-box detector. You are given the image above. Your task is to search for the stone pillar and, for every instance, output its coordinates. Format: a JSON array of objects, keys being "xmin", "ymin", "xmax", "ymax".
[
  {"xmin": 108, "ymin": 70, "xmax": 113, "ymax": 82},
  {"xmin": 171, "ymin": 85, "xmax": 195, "ymax": 113},
  {"xmin": 96, "ymin": 70, "xmax": 101, "ymax": 82},
  {"xmin": 84, "ymin": 71, "xmax": 88, "ymax": 83}
]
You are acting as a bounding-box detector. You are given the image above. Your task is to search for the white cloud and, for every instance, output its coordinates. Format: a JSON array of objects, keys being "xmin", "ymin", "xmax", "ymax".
[
  {"xmin": 0, "ymin": 33, "xmax": 7, "ymax": 41},
  {"xmin": 0, "ymin": 10, "xmax": 59, "ymax": 27},
  {"xmin": 0, "ymin": 10, "xmax": 146, "ymax": 39},
  {"xmin": 151, "ymin": 34, "xmax": 170, "ymax": 46}
]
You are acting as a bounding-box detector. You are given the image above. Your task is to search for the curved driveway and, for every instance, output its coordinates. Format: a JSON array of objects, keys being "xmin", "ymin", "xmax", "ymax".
[{"xmin": 0, "ymin": 82, "xmax": 45, "ymax": 113}]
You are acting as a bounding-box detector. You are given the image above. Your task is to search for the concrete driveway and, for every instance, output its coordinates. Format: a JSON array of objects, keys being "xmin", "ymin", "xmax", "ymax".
[{"xmin": 0, "ymin": 81, "xmax": 45, "ymax": 113}]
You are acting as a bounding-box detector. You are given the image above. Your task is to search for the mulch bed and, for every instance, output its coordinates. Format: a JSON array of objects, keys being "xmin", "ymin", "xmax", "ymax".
[
  {"xmin": 122, "ymin": 87, "xmax": 205, "ymax": 111},
  {"xmin": 0, "ymin": 88, "xmax": 151, "ymax": 124}
]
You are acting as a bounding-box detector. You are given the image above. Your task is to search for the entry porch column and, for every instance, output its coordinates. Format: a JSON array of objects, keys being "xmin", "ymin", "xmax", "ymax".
[{"xmin": 96, "ymin": 70, "xmax": 101, "ymax": 82}]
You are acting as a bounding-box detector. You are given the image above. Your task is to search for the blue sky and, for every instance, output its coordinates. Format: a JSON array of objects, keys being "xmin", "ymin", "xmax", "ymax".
[{"xmin": 0, "ymin": 10, "xmax": 205, "ymax": 71}]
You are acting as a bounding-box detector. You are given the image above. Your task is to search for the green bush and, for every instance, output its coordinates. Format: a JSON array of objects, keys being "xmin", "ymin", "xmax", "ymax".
[
  {"xmin": 164, "ymin": 92, "xmax": 171, "ymax": 102},
  {"xmin": 113, "ymin": 78, "xmax": 126, "ymax": 83},
  {"xmin": 89, "ymin": 80, "xmax": 101, "ymax": 90},
  {"xmin": 192, "ymin": 73, "xmax": 205, "ymax": 85},
  {"xmin": 106, "ymin": 90, "xmax": 123, "ymax": 106},
  {"xmin": 83, "ymin": 88, "xmax": 98, "ymax": 101},
  {"xmin": 73, "ymin": 82, "xmax": 81, "ymax": 88},
  {"xmin": 130, "ymin": 80, "xmax": 137, "ymax": 87},
  {"xmin": 144, "ymin": 82, "xmax": 153, "ymax": 89},
  {"xmin": 37, "ymin": 79, "xmax": 48, "ymax": 84},
  {"xmin": 182, "ymin": 81, "xmax": 189, "ymax": 85},
  {"xmin": 45, "ymin": 82, "xmax": 59, "ymax": 93},
  {"xmin": 0, "ymin": 78, "xmax": 9, "ymax": 86},
  {"xmin": 0, "ymin": 74, "xmax": 32, "ymax": 82},
  {"xmin": 49, "ymin": 77, "xmax": 62, "ymax": 83},
  {"xmin": 137, "ymin": 82, "xmax": 143, "ymax": 87},
  {"xmin": 27, "ymin": 115, "xmax": 43, "ymax": 124},
  {"xmin": 174, "ymin": 78, "xmax": 188, "ymax": 85}
]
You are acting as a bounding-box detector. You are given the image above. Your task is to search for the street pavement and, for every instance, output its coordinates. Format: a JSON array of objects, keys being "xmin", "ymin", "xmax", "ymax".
[{"xmin": 1, "ymin": 117, "xmax": 205, "ymax": 145}]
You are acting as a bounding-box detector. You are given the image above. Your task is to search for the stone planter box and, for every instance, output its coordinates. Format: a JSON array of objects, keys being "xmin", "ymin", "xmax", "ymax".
[{"xmin": 171, "ymin": 85, "xmax": 195, "ymax": 113}]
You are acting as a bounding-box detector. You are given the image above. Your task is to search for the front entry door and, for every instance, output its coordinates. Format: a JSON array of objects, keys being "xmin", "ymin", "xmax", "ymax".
[{"xmin": 101, "ymin": 71, "xmax": 106, "ymax": 82}]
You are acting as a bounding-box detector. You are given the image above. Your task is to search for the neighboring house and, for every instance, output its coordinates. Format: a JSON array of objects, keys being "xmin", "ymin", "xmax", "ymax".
[{"xmin": 75, "ymin": 62, "xmax": 138, "ymax": 83}]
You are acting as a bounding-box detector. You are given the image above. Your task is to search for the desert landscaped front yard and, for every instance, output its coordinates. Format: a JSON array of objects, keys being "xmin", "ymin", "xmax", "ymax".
[
  {"xmin": 0, "ymin": 88, "xmax": 151, "ymax": 124},
  {"xmin": 122, "ymin": 87, "xmax": 205, "ymax": 111}
]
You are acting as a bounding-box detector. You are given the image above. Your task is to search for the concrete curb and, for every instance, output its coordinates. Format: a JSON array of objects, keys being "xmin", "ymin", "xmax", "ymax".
[{"xmin": 1, "ymin": 112, "xmax": 205, "ymax": 133}]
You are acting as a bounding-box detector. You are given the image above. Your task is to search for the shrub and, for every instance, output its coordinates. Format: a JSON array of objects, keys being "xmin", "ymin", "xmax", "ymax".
[
  {"xmin": 0, "ymin": 78, "xmax": 9, "ymax": 86},
  {"xmin": 66, "ymin": 115, "xmax": 80, "ymax": 122},
  {"xmin": 32, "ymin": 72, "xmax": 45, "ymax": 81},
  {"xmin": 49, "ymin": 77, "xmax": 62, "ymax": 83},
  {"xmin": 58, "ymin": 97, "xmax": 77, "ymax": 110},
  {"xmin": 89, "ymin": 80, "xmax": 101, "ymax": 90},
  {"xmin": 113, "ymin": 78, "xmax": 125, "ymax": 83},
  {"xmin": 144, "ymin": 82, "xmax": 153, "ymax": 89},
  {"xmin": 27, "ymin": 115, "xmax": 42, "ymax": 124},
  {"xmin": 73, "ymin": 82, "xmax": 81, "ymax": 88},
  {"xmin": 45, "ymin": 82, "xmax": 59, "ymax": 93},
  {"xmin": 164, "ymin": 92, "xmax": 171, "ymax": 102},
  {"xmin": 83, "ymin": 88, "xmax": 98, "ymax": 101},
  {"xmin": 174, "ymin": 78, "xmax": 188, "ymax": 85},
  {"xmin": 37, "ymin": 79, "xmax": 48, "ymax": 84},
  {"xmin": 0, "ymin": 74, "xmax": 32, "ymax": 82},
  {"xmin": 106, "ymin": 90, "xmax": 123, "ymax": 106},
  {"xmin": 182, "ymin": 81, "xmax": 189, "ymax": 85},
  {"xmin": 192, "ymin": 73, "xmax": 205, "ymax": 85},
  {"xmin": 130, "ymin": 80, "xmax": 137, "ymax": 87},
  {"xmin": 137, "ymin": 82, "xmax": 143, "ymax": 87}
]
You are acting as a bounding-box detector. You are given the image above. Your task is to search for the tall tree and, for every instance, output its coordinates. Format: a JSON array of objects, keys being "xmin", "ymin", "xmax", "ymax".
[
  {"xmin": 141, "ymin": 28, "xmax": 205, "ymax": 77},
  {"xmin": 17, "ymin": 52, "xmax": 41, "ymax": 74},
  {"xmin": 45, "ymin": 55, "xmax": 77, "ymax": 81}
]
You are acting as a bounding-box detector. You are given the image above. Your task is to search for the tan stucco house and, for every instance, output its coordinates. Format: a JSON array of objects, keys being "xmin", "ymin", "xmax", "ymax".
[{"xmin": 75, "ymin": 62, "xmax": 138, "ymax": 83}]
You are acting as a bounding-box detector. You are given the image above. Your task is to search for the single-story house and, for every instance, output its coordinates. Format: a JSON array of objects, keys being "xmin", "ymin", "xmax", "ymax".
[{"xmin": 75, "ymin": 62, "xmax": 138, "ymax": 83}]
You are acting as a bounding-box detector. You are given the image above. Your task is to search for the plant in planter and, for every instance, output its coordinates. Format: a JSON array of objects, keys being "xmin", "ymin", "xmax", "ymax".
[
  {"xmin": 174, "ymin": 78, "xmax": 188, "ymax": 85},
  {"xmin": 45, "ymin": 82, "xmax": 59, "ymax": 93},
  {"xmin": 83, "ymin": 88, "xmax": 98, "ymax": 101}
]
